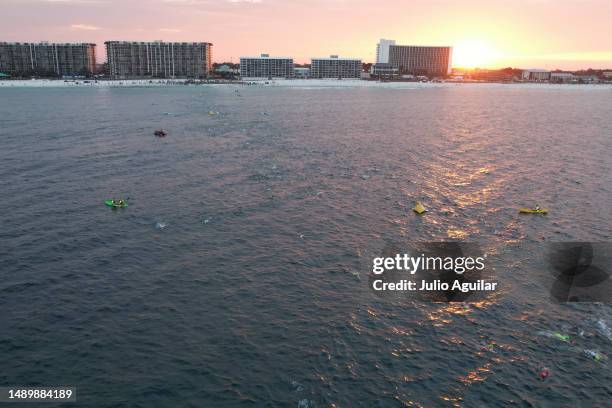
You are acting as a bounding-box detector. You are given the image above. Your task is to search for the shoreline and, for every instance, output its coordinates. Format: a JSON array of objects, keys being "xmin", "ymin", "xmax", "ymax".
[{"xmin": 1, "ymin": 78, "xmax": 611, "ymax": 89}]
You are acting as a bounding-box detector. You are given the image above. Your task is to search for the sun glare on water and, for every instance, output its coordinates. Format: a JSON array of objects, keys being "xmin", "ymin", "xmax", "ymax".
[{"xmin": 452, "ymin": 39, "xmax": 498, "ymax": 69}]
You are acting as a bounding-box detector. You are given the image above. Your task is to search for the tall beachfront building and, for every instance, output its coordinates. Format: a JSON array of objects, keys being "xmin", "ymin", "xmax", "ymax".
[
  {"xmin": 388, "ymin": 45, "xmax": 452, "ymax": 77},
  {"xmin": 0, "ymin": 42, "xmax": 96, "ymax": 77},
  {"xmin": 105, "ymin": 41, "xmax": 212, "ymax": 79},
  {"xmin": 310, "ymin": 55, "xmax": 362, "ymax": 79},
  {"xmin": 375, "ymin": 39, "xmax": 396, "ymax": 63},
  {"xmin": 239, "ymin": 54, "xmax": 294, "ymax": 79}
]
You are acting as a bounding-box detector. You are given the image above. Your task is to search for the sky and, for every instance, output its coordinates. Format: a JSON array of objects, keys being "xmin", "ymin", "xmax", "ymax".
[{"xmin": 1, "ymin": 0, "xmax": 611, "ymax": 69}]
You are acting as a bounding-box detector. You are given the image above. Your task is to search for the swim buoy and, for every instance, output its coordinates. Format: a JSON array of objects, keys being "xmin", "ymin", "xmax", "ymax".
[{"xmin": 413, "ymin": 201, "xmax": 427, "ymax": 214}]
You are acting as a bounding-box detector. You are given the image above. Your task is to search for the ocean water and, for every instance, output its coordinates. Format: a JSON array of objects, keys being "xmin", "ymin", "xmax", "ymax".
[{"xmin": 1, "ymin": 84, "xmax": 611, "ymax": 407}]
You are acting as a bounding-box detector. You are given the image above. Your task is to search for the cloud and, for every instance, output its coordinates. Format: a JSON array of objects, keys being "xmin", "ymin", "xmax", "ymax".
[
  {"xmin": 158, "ymin": 28, "xmax": 183, "ymax": 32},
  {"xmin": 70, "ymin": 24, "xmax": 101, "ymax": 30},
  {"xmin": 227, "ymin": 0, "xmax": 262, "ymax": 3}
]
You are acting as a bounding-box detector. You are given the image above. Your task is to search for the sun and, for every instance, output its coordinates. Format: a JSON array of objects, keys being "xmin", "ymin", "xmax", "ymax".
[{"xmin": 452, "ymin": 39, "xmax": 497, "ymax": 69}]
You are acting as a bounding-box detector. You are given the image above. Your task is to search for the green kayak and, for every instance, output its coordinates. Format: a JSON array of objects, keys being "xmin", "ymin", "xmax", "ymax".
[{"xmin": 105, "ymin": 199, "xmax": 128, "ymax": 208}]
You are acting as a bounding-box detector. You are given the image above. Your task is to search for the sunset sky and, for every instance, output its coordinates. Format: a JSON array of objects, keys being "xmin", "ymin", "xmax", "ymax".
[{"xmin": 1, "ymin": 0, "xmax": 611, "ymax": 69}]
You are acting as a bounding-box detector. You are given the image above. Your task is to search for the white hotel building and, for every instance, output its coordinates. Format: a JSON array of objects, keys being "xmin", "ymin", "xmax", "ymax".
[
  {"xmin": 521, "ymin": 69, "xmax": 551, "ymax": 81},
  {"xmin": 239, "ymin": 54, "xmax": 294, "ymax": 79},
  {"xmin": 310, "ymin": 55, "xmax": 362, "ymax": 79},
  {"xmin": 375, "ymin": 39, "xmax": 396, "ymax": 63}
]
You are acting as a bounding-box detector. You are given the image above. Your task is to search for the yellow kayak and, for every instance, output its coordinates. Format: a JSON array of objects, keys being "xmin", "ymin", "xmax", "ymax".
[
  {"xmin": 413, "ymin": 202, "xmax": 427, "ymax": 214},
  {"xmin": 519, "ymin": 208, "xmax": 548, "ymax": 214}
]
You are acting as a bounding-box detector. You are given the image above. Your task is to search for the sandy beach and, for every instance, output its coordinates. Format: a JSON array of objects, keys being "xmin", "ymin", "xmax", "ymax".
[{"xmin": 2, "ymin": 78, "xmax": 611, "ymax": 90}]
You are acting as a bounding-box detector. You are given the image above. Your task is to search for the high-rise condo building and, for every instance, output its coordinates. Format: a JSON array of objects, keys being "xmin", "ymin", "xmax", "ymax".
[
  {"xmin": 388, "ymin": 45, "xmax": 452, "ymax": 77},
  {"xmin": 375, "ymin": 39, "xmax": 396, "ymax": 63},
  {"xmin": 105, "ymin": 41, "xmax": 212, "ymax": 79},
  {"xmin": 0, "ymin": 42, "xmax": 96, "ymax": 77},
  {"xmin": 239, "ymin": 54, "xmax": 294, "ymax": 79},
  {"xmin": 310, "ymin": 55, "xmax": 362, "ymax": 79}
]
